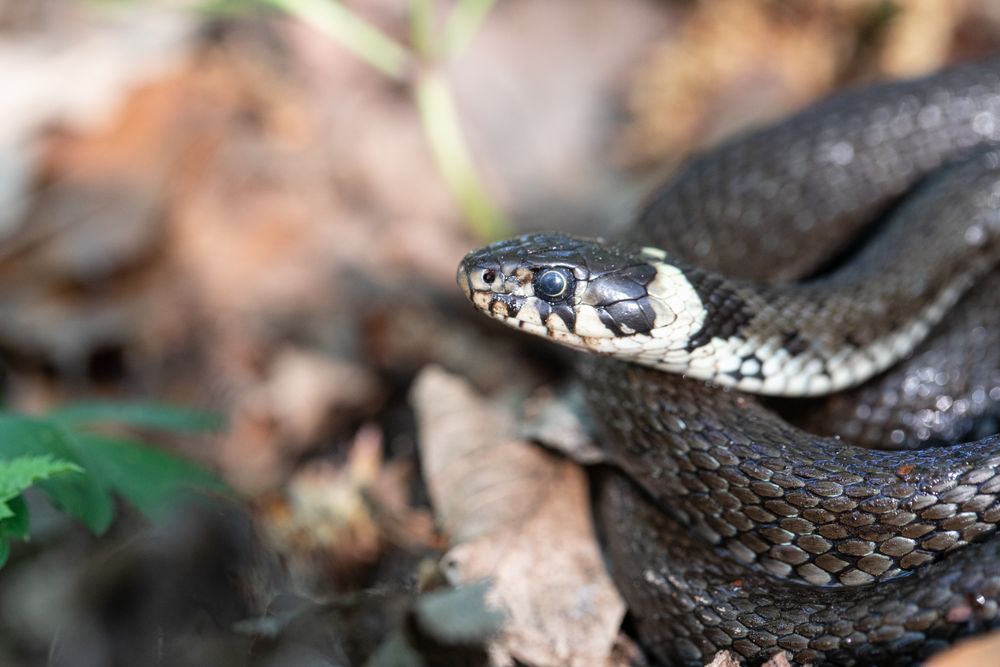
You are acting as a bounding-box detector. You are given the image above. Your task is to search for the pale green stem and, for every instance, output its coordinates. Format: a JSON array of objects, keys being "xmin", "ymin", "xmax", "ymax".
[
  {"xmin": 444, "ymin": 0, "xmax": 497, "ymax": 57},
  {"xmin": 414, "ymin": 69, "xmax": 509, "ymax": 240},
  {"xmin": 409, "ymin": 0, "xmax": 437, "ymax": 60},
  {"xmin": 267, "ymin": 0, "xmax": 410, "ymax": 81}
]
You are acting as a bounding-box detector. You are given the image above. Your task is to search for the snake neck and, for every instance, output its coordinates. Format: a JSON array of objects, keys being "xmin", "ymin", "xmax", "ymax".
[
  {"xmin": 637, "ymin": 262, "xmax": 977, "ymax": 396},
  {"xmin": 626, "ymin": 150, "xmax": 1000, "ymax": 396}
]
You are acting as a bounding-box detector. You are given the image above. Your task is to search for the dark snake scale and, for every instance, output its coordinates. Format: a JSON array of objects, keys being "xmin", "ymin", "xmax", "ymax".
[{"xmin": 457, "ymin": 60, "xmax": 1000, "ymax": 664}]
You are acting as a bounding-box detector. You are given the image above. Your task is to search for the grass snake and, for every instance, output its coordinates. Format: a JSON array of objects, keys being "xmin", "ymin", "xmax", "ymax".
[{"xmin": 456, "ymin": 59, "xmax": 1000, "ymax": 665}]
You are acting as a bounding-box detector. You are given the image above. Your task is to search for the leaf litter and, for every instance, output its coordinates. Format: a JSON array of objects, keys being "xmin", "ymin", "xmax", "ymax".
[{"xmin": 1, "ymin": 0, "xmax": 1000, "ymax": 665}]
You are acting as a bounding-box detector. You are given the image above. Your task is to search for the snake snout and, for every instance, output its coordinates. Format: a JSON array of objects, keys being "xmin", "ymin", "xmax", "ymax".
[{"xmin": 457, "ymin": 247, "xmax": 502, "ymax": 291}]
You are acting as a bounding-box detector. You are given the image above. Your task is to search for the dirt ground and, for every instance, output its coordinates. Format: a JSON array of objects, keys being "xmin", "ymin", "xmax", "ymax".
[{"xmin": 2, "ymin": 1, "xmax": 1000, "ymax": 665}]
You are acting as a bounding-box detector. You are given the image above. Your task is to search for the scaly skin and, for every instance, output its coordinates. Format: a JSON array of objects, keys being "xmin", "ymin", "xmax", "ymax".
[
  {"xmin": 601, "ymin": 60, "xmax": 1000, "ymax": 664},
  {"xmin": 457, "ymin": 60, "xmax": 1000, "ymax": 664}
]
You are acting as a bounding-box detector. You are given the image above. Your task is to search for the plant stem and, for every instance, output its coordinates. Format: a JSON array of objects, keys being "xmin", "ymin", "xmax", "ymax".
[
  {"xmin": 445, "ymin": 0, "xmax": 496, "ymax": 57},
  {"xmin": 267, "ymin": 0, "xmax": 410, "ymax": 80},
  {"xmin": 414, "ymin": 69, "xmax": 508, "ymax": 240}
]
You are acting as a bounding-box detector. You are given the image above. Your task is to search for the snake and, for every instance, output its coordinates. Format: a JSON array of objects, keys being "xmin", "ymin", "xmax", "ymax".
[{"xmin": 456, "ymin": 59, "xmax": 1000, "ymax": 665}]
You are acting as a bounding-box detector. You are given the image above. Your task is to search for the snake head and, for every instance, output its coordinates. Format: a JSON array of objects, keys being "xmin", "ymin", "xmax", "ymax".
[{"xmin": 457, "ymin": 232, "xmax": 704, "ymax": 357}]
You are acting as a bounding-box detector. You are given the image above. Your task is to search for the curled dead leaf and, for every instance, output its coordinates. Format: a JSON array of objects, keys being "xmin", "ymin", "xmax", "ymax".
[
  {"xmin": 411, "ymin": 366, "xmax": 625, "ymax": 667},
  {"xmin": 926, "ymin": 629, "xmax": 1000, "ymax": 667}
]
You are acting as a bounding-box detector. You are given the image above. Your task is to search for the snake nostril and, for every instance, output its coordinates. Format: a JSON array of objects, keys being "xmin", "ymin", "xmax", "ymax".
[{"xmin": 482, "ymin": 269, "xmax": 496, "ymax": 284}]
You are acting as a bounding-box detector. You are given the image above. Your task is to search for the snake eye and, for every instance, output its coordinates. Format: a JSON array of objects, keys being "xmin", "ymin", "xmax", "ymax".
[
  {"xmin": 534, "ymin": 268, "xmax": 573, "ymax": 301},
  {"xmin": 481, "ymin": 269, "xmax": 496, "ymax": 284}
]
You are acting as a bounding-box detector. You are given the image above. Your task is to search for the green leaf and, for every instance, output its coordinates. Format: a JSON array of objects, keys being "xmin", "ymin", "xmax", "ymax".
[
  {"xmin": 0, "ymin": 405, "xmax": 229, "ymax": 543},
  {"xmin": 47, "ymin": 402, "xmax": 226, "ymax": 434},
  {"xmin": 0, "ymin": 456, "xmax": 80, "ymax": 519},
  {"xmin": 71, "ymin": 433, "xmax": 229, "ymax": 519},
  {"xmin": 0, "ymin": 494, "xmax": 30, "ymax": 540},
  {"xmin": 0, "ymin": 416, "xmax": 116, "ymax": 533},
  {"xmin": 0, "ymin": 494, "xmax": 30, "ymax": 569}
]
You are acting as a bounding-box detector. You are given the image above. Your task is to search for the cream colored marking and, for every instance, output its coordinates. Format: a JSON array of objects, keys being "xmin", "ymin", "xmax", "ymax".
[
  {"xmin": 516, "ymin": 300, "xmax": 543, "ymax": 326},
  {"xmin": 785, "ymin": 373, "xmax": 811, "ymax": 395},
  {"xmin": 468, "ymin": 270, "xmax": 494, "ymax": 291},
  {"xmin": 761, "ymin": 349, "xmax": 790, "ymax": 377},
  {"xmin": 829, "ymin": 366, "xmax": 853, "ymax": 388},
  {"xmin": 735, "ymin": 338, "xmax": 758, "ymax": 358},
  {"xmin": 611, "ymin": 337, "xmax": 644, "ymax": 350},
  {"xmin": 717, "ymin": 353, "xmax": 742, "ymax": 374},
  {"xmin": 806, "ymin": 374, "xmax": 832, "ymax": 394},
  {"xmin": 827, "ymin": 346, "xmax": 853, "ymax": 368},
  {"xmin": 473, "ymin": 291, "xmax": 492, "ymax": 310},
  {"xmin": 740, "ymin": 358, "xmax": 761, "ymax": 377},
  {"xmin": 645, "ymin": 263, "xmax": 706, "ymax": 343},
  {"xmin": 546, "ymin": 313, "xmax": 570, "ymax": 333},
  {"xmin": 574, "ymin": 306, "xmax": 615, "ymax": 338},
  {"xmin": 803, "ymin": 358, "xmax": 824, "ymax": 376},
  {"xmin": 760, "ymin": 373, "xmax": 788, "ymax": 394},
  {"xmin": 870, "ymin": 342, "xmax": 893, "ymax": 368},
  {"xmin": 848, "ymin": 355, "xmax": 876, "ymax": 380}
]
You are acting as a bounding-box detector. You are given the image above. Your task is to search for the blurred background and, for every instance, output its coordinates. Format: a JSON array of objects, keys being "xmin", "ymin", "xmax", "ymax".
[{"xmin": 2, "ymin": 1, "xmax": 1000, "ymax": 665}]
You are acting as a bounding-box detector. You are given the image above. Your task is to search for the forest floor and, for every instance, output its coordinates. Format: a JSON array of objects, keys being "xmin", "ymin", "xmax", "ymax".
[{"xmin": 2, "ymin": 1, "xmax": 1000, "ymax": 665}]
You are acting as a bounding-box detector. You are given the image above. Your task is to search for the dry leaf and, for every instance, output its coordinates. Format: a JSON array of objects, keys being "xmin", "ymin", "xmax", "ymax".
[
  {"xmin": 518, "ymin": 385, "xmax": 605, "ymax": 465},
  {"xmin": 762, "ymin": 651, "xmax": 794, "ymax": 667},
  {"xmin": 411, "ymin": 366, "xmax": 625, "ymax": 667},
  {"xmin": 877, "ymin": 0, "xmax": 965, "ymax": 77},
  {"xmin": 618, "ymin": 0, "xmax": 970, "ymax": 170},
  {"xmin": 926, "ymin": 630, "xmax": 1000, "ymax": 667},
  {"xmin": 706, "ymin": 649, "xmax": 792, "ymax": 667},
  {"xmin": 0, "ymin": 5, "xmax": 192, "ymax": 236},
  {"xmin": 260, "ymin": 423, "xmax": 434, "ymax": 592},
  {"xmin": 619, "ymin": 0, "xmax": 842, "ymax": 168},
  {"xmin": 707, "ymin": 651, "xmax": 742, "ymax": 667}
]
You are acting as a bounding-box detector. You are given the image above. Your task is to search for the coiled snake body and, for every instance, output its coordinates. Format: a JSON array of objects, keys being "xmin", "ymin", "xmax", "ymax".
[{"xmin": 457, "ymin": 60, "xmax": 1000, "ymax": 665}]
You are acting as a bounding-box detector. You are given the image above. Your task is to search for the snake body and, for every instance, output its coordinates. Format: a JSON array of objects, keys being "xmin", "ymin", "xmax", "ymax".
[{"xmin": 457, "ymin": 60, "xmax": 1000, "ymax": 664}]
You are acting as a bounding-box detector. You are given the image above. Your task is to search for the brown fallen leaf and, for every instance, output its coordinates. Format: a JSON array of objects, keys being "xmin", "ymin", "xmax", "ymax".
[
  {"xmin": 618, "ymin": 0, "xmax": 971, "ymax": 171},
  {"xmin": 518, "ymin": 385, "xmax": 605, "ymax": 465},
  {"xmin": 763, "ymin": 651, "xmax": 794, "ymax": 667},
  {"xmin": 706, "ymin": 651, "xmax": 742, "ymax": 667},
  {"xmin": 217, "ymin": 347, "xmax": 384, "ymax": 491},
  {"xmin": 411, "ymin": 366, "xmax": 625, "ymax": 667},
  {"xmin": 877, "ymin": 0, "xmax": 965, "ymax": 77},
  {"xmin": 619, "ymin": 0, "xmax": 842, "ymax": 169},
  {"xmin": 706, "ymin": 649, "xmax": 793, "ymax": 667},
  {"xmin": 926, "ymin": 630, "xmax": 1000, "ymax": 667},
  {"xmin": 260, "ymin": 424, "xmax": 435, "ymax": 593}
]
